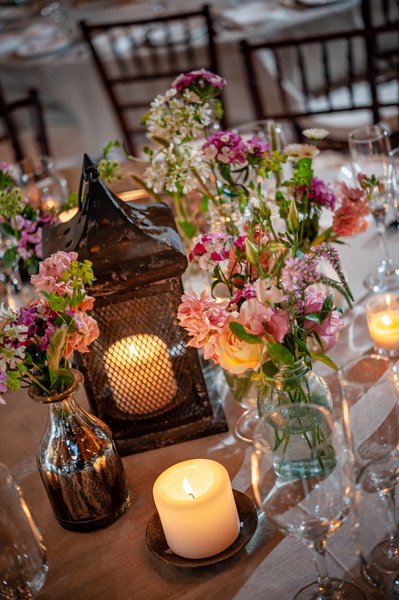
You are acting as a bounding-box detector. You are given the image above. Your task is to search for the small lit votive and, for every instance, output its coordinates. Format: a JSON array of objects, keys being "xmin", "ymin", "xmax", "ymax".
[
  {"xmin": 152, "ymin": 459, "xmax": 240, "ymax": 559},
  {"xmin": 366, "ymin": 293, "xmax": 399, "ymax": 357}
]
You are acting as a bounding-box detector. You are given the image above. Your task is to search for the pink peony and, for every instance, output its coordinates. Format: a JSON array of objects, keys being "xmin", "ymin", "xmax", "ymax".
[{"xmin": 303, "ymin": 286, "xmax": 343, "ymax": 351}]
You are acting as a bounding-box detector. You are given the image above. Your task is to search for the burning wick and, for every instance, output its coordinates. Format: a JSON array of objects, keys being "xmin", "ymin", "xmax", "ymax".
[{"xmin": 183, "ymin": 476, "xmax": 195, "ymax": 500}]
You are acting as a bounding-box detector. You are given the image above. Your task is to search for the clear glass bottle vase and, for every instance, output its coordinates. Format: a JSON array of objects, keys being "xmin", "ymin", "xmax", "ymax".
[
  {"xmin": 257, "ymin": 359, "xmax": 335, "ymax": 478},
  {"xmin": 29, "ymin": 369, "xmax": 131, "ymax": 532}
]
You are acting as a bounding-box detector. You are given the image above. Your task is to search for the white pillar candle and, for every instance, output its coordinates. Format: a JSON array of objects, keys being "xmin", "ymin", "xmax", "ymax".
[
  {"xmin": 153, "ymin": 459, "xmax": 240, "ymax": 559},
  {"xmin": 104, "ymin": 334, "xmax": 176, "ymax": 415},
  {"xmin": 367, "ymin": 311, "xmax": 399, "ymax": 351}
]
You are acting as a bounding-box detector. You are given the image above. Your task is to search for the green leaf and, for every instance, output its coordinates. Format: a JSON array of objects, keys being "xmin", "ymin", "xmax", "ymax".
[
  {"xmin": 178, "ymin": 220, "xmax": 197, "ymax": 239},
  {"xmin": 261, "ymin": 360, "xmax": 279, "ymax": 379},
  {"xmin": 229, "ymin": 322, "xmax": 262, "ymax": 344},
  {"xmin": 267, "ymin": 342, "xmax": 295, "ymax": 366},
  {"xmin": 200, "ymin": 195, "xmax": 209, "ymax": 213},
  {"xmin": 311, "ymin": 353, "xmax": 338, "ymax": 371}
]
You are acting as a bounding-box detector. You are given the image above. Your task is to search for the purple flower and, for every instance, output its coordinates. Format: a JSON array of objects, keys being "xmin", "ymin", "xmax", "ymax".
[
  {"xmin": 309, "ymin": 177, "xmax": 336, "ymax": 211},
  {"xmin": 173, "ymin": 69, "xmax": 226, "ymax": 92},
  {"xmin": 281, "ymin": 256, "xmax": 321, "ymax": 294},
  {"xmin": 0, "ymin": 371, "xmax": 7, "ymax": 394},
  {"xmin": 246, "ymin": 136, "xmax": 270, "ymax": 157},
  {"xmin": 202, "ymin": 131, "xmax": 248, "ymax": 165}
]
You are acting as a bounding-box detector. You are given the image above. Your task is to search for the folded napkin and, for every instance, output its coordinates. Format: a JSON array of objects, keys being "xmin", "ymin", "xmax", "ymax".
[{"xmin": 220, "ymin": 1, "xmax": 288, "ymax": 30}]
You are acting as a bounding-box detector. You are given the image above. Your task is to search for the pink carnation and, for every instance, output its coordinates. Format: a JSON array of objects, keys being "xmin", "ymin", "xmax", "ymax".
[
  {"xmin": 63, "ymin": 312, "xmax": 100, "ymax": 358},
  {"xmin": 172, "ymin": 69, "xmax": 226, "ymax": 92},
  {"xmin": 177, "ymin": 291, "xmax": 229, "ymax": 361}
]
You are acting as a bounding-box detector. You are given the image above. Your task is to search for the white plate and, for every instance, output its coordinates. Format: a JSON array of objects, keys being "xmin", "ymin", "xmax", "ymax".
[
  {"xmin": 295, "ymin": 0, "xmax": 345, "ymax": 6},
  {"xmin": 15, "ymin": 35, "xmax": 72, "ymax": 59}
]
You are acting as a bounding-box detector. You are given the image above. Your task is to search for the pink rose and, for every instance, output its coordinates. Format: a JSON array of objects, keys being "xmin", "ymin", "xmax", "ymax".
[
  {"xmin": 238, "ymin": 298, "xmax": 272, "ymax": 335},
  {"xmin": 267, "ymin": 308, "xmax": 290, "ymax": 343},
  {"xmin": 216, "ymin": 321, "xmax": 265, "ymax": 375}
]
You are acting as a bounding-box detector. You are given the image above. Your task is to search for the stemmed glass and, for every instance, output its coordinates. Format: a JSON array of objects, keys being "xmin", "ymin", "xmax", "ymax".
[
  {"xmin": 338, "ymin": 354, "xmax": 399, "ymax": 592},
  {"xmin": 251, "ymin": 403, "xmax": 365, "ymax": 600},
  {"xmin": 348, "ymin": 125, "xmax": 399, "ymax": 292}
]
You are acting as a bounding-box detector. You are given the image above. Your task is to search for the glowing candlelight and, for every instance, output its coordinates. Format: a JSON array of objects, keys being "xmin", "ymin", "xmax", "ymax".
[
  {"xmin": 366, "ymin": 293, "xmax": 399, "ymax": 356},
  {"xmin": 58, "ymin": 207, "xmax": 78, "ymax": 223},
  {"xmin": 153, "ymin": 459, "xmax": 240, "ymax": 559},
  {"xmin": 104, "ymin": 334, "xmax": 177, "ymax": 414}
]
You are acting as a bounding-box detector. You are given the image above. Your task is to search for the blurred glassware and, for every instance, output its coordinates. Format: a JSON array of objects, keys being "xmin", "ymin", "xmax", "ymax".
[
  {"xmin": 348, "ymin": 125, "xmax": 399, "ymax": 292},
  {"xmin": 234, "ymin": 119, "xmax": 286, "ymax": 152},
  {"xmin": 251, "ymin": 403, "xmax": 365, "ymax": 600},
  {"xmin": 13, "ymin": 155, "xmax": 69, "ymax": 214},
  {"xmin": 388, "ymin": 146, "xmax": 399, "ymax": 230},
  {"xmin": 338, "ymin": 354, "xmax": 399, "ymax": 594},
  {"xmin": 0, "ymin": 463, "xmax": 48, "ymax": 598}
]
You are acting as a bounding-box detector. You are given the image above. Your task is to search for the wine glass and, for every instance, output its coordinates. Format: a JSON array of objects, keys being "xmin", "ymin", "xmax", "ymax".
[
  {"xmin": 0, "ymin": 463, "xmax": 48, "ymax": 597},
  {"xmin": 251, "ymin": 403, "xmax": 365, "ymax": 599},
  {"xmin": 338, "ymin": 354, "xmax": 399, "ymax": 591},
  {"xmin": 13, "ymin": 156, "xmax": 69, "ymax": 214},
  {"xmin": 388, "ymin": 146, "xmax": 399, "ymax": 229},
  {"xmin": 348, "ymin": 125, "xmax": 399, "ymax": 292}
]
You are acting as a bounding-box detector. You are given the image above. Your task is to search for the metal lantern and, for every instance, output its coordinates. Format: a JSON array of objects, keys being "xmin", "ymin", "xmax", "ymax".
[{"xmin": 43, "ymin": 155, "xmax": 227, "ymax": 455}]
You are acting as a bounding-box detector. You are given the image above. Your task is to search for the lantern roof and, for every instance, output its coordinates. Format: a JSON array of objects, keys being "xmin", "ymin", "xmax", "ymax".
[{"xmin": 43, "ymin": 155, "xmax": 187, "ymax": 299}]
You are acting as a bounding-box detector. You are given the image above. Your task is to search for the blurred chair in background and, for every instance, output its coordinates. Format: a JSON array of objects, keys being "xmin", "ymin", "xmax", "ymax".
[
  {"xmin": 80, "ymin": 4, "xmax": 225, "ymax": 157},
  {"xmin": 240, "ymin": 25, "xmax": 399, "ymax": 148},
  {"xmin": 0, "ymin": 86, "xmax": 50, "ymax": 162}
]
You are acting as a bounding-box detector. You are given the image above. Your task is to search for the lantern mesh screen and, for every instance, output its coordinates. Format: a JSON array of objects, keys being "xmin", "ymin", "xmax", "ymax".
[{"xmin": 78, "ymin": 278, "xmax": 227, "ymax": 455}]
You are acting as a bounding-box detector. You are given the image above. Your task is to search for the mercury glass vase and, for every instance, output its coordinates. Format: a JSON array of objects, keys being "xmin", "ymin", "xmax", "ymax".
[
  {"xmin": 257, "ymin": 359, "xmax": 335, "ymax": 478},
  {"xmin": 29, "ymin": 369, "xmax": 131, "ymax": 532}
]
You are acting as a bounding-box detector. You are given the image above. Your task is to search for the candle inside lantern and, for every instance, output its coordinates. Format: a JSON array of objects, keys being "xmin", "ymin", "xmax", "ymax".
[
  {"xmin": 366, "ymin": 293, "xmax": 399, "ymax": 356},
  {"xmin": 152, "ymin": 459, "xmax": 240, "ymax": 559},
  {"xmin": 58, "ymin": 207, "xmax": 79, "ymax": 223},
  {"xmin": 104, "ymin": 334, "xmax": 177, "ymax": 415}
]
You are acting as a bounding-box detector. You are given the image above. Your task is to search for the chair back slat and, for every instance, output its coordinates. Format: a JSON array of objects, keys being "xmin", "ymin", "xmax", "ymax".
[
  {"xmin": 80, "ymin": 4, "xmax": 225, "ymax": 156},
  {"xmin": 0, "ymin": 87, "xmax": 50, "ymax": 162},
  {"xmin": 239, "ymin": 24, "xmax": 399, "ymax": 147}
]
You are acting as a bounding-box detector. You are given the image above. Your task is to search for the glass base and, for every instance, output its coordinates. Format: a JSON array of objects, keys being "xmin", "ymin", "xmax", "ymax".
[
  {"xmin": 294, "ymin": 578, "xmax": 366, "ymax": 599},
  {"xmin": 363, "ymin": 270, "xmax": 399, "ymax": 293},
  {"xmin": 362, "ymin": 539, "xmax": 399, "ymax": 592},
  {"xmin": 56, "ymin": 489, "xmax": 132, "ymax": 532},
  {"xmin": 234, "ymin": 408, "xmax": 259, "ymax": 443},
  {"xmin": 374, "ymin": 345, "xmax": 399, "ymax": 358}
]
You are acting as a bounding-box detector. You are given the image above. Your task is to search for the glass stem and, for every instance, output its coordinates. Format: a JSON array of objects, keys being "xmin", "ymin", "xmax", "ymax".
[
  {"xmin": 380, "ymin": 486, "xmax": 398, "ymax": 544},
  {"xmin": 309, "ymin": 539, "xmax": 334, "ymax": 599},
  {"xmin": 375, "ymin": 218, "xmax": 393, "ymax": 274}
]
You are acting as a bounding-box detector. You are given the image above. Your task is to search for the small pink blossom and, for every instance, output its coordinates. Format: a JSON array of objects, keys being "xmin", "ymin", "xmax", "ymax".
[
  {"xmin": 304, "ymin": 286, "xmax": 343, "ymax": 350},
  {"xmin": 31, "ymin": 251, "xmax": 78, "ymax": 296},
  {"xmin": 202, "ymin": 131, "xmax": 248, "ymax": 165},
  {"xmin": 172, "ymin": 69, "xmax": 226, "ymax": 92}
]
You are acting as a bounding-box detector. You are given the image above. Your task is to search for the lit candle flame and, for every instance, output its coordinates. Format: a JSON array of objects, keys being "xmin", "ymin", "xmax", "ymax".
[
  {"xmin": 129, "ymin": 343, "xmax": 139, "ymax": 358},
  {"xmin": 381, "ymin": 314, "xmax": 393, "ymax": 327},
  {"xmin": 183, "ymin": 476, "xmax": 195, "ymax": 499}
]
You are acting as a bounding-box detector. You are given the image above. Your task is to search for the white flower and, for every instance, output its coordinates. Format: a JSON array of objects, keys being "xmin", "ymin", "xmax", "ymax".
[
  {"xmin": 302, "ymin": 128, "xmax": 329, "ymax": 141},
  {"xmin": 283, "ymin": 143, "xmax": 320, "ymax": 159}
]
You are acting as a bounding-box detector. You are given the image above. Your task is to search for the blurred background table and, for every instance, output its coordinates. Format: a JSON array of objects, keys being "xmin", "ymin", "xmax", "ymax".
[{"xmin": 0, "ymin": 0, "xmax": 362, "ymax": 166}]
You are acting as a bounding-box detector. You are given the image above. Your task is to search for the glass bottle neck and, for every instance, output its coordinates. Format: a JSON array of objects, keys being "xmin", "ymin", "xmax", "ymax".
[{"xmin": 274, "ymin": 359, "xmax": 310, "ymax": 385}]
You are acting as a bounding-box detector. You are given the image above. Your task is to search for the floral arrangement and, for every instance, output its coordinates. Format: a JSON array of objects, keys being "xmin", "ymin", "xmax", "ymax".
[
  {"xmin": 0, "ymin": 251, "xmax": 99, "ymax": 402},
  {"xmin": 102, "ymin": 69, "xmax": 376, "ymax": 257},
  {"xmin": 0, "ymin": 164, "xmax": 58, "ymax": 275}
]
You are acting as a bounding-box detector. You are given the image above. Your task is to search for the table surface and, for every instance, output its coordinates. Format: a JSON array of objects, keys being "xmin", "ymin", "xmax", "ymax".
[{"xmin": 2, "ymin": 182, "xmax": 398, "ymax": 598}]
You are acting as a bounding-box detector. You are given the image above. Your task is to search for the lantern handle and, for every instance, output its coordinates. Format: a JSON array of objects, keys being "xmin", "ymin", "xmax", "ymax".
[{"xmin": 79, "ymin": 154, "xmax": 99, "ymax": 215}]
